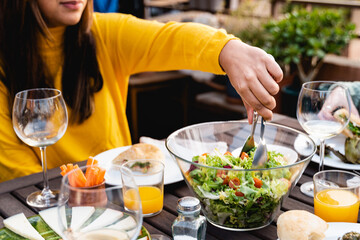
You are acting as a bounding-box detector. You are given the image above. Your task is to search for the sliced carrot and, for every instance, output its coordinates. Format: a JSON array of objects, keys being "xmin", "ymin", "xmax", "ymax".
[
  {"xmin": 92, "ymin": 168, "xmax": 100, "ymax": 186},
  {"xmin": 86, "ymin": 157, "xmax": 98, "ymax": 166},
  {"xmin": 65, "ymin": 164, "xmax": 75, "ymax": 186},
  {"xmin": 66, "ymin": 163, "xmax": 74, "ymax": 172},
  {"xmin": 85, "ymin": 165, "xmax": 94, "ymax": 181},
  {"xmin": 60, "ymin": 164, "xmax": 69, "ymax": 176},
  {"xmin": 68, "ymin": 174, "xmax": 76, "ymax": 187},
  {"xmin": 85, "ymin": 157, "xmax": 99, "ymax": 178},
  {"xmin": 60, "ymin": 157, "xmax": 106, "ymax": 187},
  {"xmin": 73, "ymin": 165, "xmax": 87, "ymax": 187},
  {"xmin": 96, "ymin": 167, "xmax": 106, "ymax": 185},
  {"xmin": 85, "ymin": 167, "xmax": 99, "ymax": 187},
  {"xmin": 60, "ymin": 164, "xmax": 67, "ymax": 172}
]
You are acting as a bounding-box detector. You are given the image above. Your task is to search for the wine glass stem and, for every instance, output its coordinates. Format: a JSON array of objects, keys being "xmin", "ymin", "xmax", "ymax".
[
  {"xmin": 40, "ymin": 146, "xmax": 50, "ymax": 193},
  {"xmin": 318, "ymin": 140, "xmax": 325, "ymax": 172}
]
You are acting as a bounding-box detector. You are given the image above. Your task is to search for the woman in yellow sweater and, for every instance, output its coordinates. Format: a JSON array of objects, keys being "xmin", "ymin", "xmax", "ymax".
[{"xmin": 0, "ymin": 0, "xmax": 283, "ymax": 182}]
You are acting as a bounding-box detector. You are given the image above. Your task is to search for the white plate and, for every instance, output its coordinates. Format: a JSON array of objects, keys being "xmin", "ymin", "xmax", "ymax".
[
  {"xmin": 95, "ymin": 146, "xmax": 183, "ymax": 186},
  {"xmin": 277, "ymin": 222, "xmax": 360, "ymax": 240},
  {"xmin": 311, "ymin": 134, "xmax": 360, "ymax": 170},
  {"xmin": 322, "ymin": 222, "xmax": 360, "ymax": 240}
]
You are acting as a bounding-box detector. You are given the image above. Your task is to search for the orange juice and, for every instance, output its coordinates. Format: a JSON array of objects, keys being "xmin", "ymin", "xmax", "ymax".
[
  {"xmin": 314, "ymin": 189, "xmax": 359, "ymax": 222},
  {"xmin": 125, "ymin": 186, "xmax": 163, "ymax": 215}
]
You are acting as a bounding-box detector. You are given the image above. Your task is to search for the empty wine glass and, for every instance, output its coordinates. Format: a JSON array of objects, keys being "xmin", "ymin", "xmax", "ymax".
[
  {"xmin": 12, "ymin": 88, "xmax": 68, "ymax": 207},
  {"xmin": 58, "ymin": 165, "xmax": 143, "ymax": 240},
  {"xmin": 297, "ymin": 81, "xmax": 351, "ymax": 197}
]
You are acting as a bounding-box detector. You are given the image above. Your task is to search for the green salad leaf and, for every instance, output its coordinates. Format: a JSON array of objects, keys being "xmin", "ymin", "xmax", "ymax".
[{"xmin": 186, "ymin": 148, "xmax": 292, "ymax": 229}]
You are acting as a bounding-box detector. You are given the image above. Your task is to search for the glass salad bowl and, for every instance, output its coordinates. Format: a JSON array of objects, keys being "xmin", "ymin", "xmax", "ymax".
[{"xmin": 166, "ymin": 120, "xmax": 316, "ymax": 231}]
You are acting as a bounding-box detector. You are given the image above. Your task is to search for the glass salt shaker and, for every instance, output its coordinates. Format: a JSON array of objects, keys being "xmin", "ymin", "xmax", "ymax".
[{"xmin": 172, "ymin": 196, "xmax": 207, "ymax": 240}]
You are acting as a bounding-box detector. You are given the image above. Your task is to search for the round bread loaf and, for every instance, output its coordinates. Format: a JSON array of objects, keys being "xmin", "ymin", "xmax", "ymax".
[
  {"xmin": 112, "ymin": 143, "xmax": 165, "ymax": 165},
  {"xmin": 277, "ymin": 210, "xmax": 328, "ymax": 240}
]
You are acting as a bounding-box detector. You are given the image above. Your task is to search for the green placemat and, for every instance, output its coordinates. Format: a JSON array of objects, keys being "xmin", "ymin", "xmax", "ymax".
[{"xmin": 0, "ymin": 214, "xmax": 151, "ymax": 240}]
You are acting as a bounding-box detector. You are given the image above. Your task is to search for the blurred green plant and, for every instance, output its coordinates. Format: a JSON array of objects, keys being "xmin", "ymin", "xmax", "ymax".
[
  {"xmin": 262, "ymin": 7, "xmax": 356, "ymax": 84},
  {"xmin": 229, "ymin": 6, "xmax": 356, "ymax": 84}
]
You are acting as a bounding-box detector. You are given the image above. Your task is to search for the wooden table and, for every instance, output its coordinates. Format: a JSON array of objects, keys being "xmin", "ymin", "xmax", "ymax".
[{"xmin": 0, "ymin": 113, "xmax": 357, "ymax": 239}]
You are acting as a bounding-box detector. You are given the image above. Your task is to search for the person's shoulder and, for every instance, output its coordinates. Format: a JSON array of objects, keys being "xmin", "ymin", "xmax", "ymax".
[
  {"xmin": 91, "ymin": 12, "xmax": 140, "ymax": 35},
  {"xmin": 92, "ymin": 12, "xmax": 137, "ymax": 25}
]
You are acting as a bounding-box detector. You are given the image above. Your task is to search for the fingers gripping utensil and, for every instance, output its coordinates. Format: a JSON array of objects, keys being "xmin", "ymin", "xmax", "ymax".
[
  {"xmin": 240, "ymin": 112, "xmax": 259, "ymax": 156},
  {"xmin": 252, "ymin": 117, "xmax": 268, "ymax": 167}
]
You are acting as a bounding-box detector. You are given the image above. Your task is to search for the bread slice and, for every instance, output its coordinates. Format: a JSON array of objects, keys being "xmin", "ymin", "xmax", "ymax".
[
  {"xmin": 112, "ymin": 143, "xmax": 164, "ymax": 165},
  {"xmin": 277, "ymin": 210, "xmax": 328, "ymax": 240}
]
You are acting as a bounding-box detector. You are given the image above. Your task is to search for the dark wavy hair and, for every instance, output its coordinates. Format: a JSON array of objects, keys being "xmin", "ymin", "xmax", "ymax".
[{"xmin": 0, "ymin": 0, "xmax": 103, "ymax": 123}]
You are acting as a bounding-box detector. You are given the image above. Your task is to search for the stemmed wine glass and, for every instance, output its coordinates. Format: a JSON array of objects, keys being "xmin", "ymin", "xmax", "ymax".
[
  {"xmin": 12, "ymin": 88, "xmax": 68, "ymax": 207},
  {"xmin": 297, "ymin": 81, "xmax": 351, "ymax": 197},
  {"xmin": 58, "ymin": 165, "xmax": 143, "ymax": 240}
]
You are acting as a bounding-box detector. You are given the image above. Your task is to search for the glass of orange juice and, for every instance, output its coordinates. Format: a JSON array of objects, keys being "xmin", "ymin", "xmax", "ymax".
[
  {"xmin": 313, "ymin": 170, "xmax": 360, "ymax": 222},
  {"xmin": 121, "ymin": 159, "xmax": 164, "ymax": 217}
]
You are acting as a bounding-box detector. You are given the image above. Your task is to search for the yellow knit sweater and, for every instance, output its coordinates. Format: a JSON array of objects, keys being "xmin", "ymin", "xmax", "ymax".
[{"xmin": 0, "ymin": 13, "xmax": 235, "ymax": 182}]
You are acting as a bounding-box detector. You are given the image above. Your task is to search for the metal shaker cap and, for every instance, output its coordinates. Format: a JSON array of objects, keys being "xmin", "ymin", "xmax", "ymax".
[{"xmin": 177, "ymin": 196, "xmax": 201, "ymax": 213}]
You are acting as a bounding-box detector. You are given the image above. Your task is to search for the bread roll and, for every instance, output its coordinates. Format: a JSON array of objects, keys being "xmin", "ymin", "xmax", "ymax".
[
  {"xmin": 112, "ymin": 143, "xmax": 164, "ymax": 165},
  {"xmin": 277, "ymin": 210, "xmax": 328, "ymax": 240}
]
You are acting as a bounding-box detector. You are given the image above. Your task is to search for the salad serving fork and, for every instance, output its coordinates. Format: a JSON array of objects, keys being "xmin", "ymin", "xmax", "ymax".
[
  {"xmin": 240, "ymin": 111, "xmax": 258, "ymax": 155},
  {"xmin": 252, "ymin": 117, "xmax": 268, "ymax": 167}
]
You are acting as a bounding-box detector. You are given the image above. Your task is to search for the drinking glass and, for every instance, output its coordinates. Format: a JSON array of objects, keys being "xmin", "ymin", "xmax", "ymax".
[
  {"xmin": 12, "ymin": 88, "xmax": 68, "ymax": 207},
  {"xmin": 314, "ymin": 170, "xmax": 360, "ymax": 222},
  {"xmin": 58, "ymin": 165, "xmax": 143, "ymax": 240},
  {"xmin": 297, "ymin": 81, "xmax": 351, "ymax": 197},
  {"xmin": 121, "ymin": 159, "xmax": 165, "ymax": 217}
]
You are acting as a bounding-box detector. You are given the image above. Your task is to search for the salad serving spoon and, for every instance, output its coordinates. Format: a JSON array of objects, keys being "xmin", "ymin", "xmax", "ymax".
[
  {"xmin": 240, "ymin": 111, "xmax": 258, "ymax": 156},
  {"xmin": 252, "ymin": 117, "xmax": 268, "ymax": 167}
]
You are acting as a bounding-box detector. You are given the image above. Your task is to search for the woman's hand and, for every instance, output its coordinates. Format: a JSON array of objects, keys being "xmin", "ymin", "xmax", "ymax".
[
  {"xmin": 319, "ymin": 86, "xmax": 360, "ymax": 120},
  {"xmin": 219, "ymin": 40, "xmax": 283, "ymax": 123}
]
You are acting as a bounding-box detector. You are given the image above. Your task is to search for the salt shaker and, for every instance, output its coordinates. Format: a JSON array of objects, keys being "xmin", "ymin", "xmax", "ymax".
[{"xmin": 172, "ymin": 196, "xmax": 207, "ymax": 240}]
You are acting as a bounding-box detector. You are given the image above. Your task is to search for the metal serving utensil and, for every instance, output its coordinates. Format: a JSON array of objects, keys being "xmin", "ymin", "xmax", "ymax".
[
  {"xmin": 240, "ymin": 111, "xmax": 258, "ymax": 156},
  {"xmin": 252, "ymin": 117, "xmax": 268, "ymax": 167}
]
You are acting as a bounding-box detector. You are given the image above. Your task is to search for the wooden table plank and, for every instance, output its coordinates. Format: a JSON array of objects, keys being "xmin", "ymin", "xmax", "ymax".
[
  {"xmin": 252, "ymin": 225, "xmax": 278, "ymax": 240},
  {"xmin": 282, "ymin": 196, "xmax": 314, "ymax": 213},
  {"xmin": 0, "ymin": 193, "xmax": 36, "ymax": 218},
  {"xmin": 207, "ymin": 223, "xmax": 263, "ymax": 240},
  {"xmin": 163, "ymin": 192, "xmax": 180, "ymax": 216},
  {"xmin": 12, "ymin": 186, "xmax": 41, "ymax": 203},
  {"xmin": 144, "ymin": 210, "xmax": 177, "ymax": 236},
  {"xmin": 0, "ymin": 167, "xmax": 62, "ymax": 195},
  {"xmin": 289, "ymin": 185, "xmax": 314, "ymax": 206}
]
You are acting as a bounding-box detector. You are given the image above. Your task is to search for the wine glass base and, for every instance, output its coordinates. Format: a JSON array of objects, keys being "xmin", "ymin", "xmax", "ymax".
[
  {"xmin": 300, "ymin": 181, "xmax": 314, "ymax": 198},
  {"xmin": 26, "ymin": 189, "xmax": 59, "ymax": 208}
]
